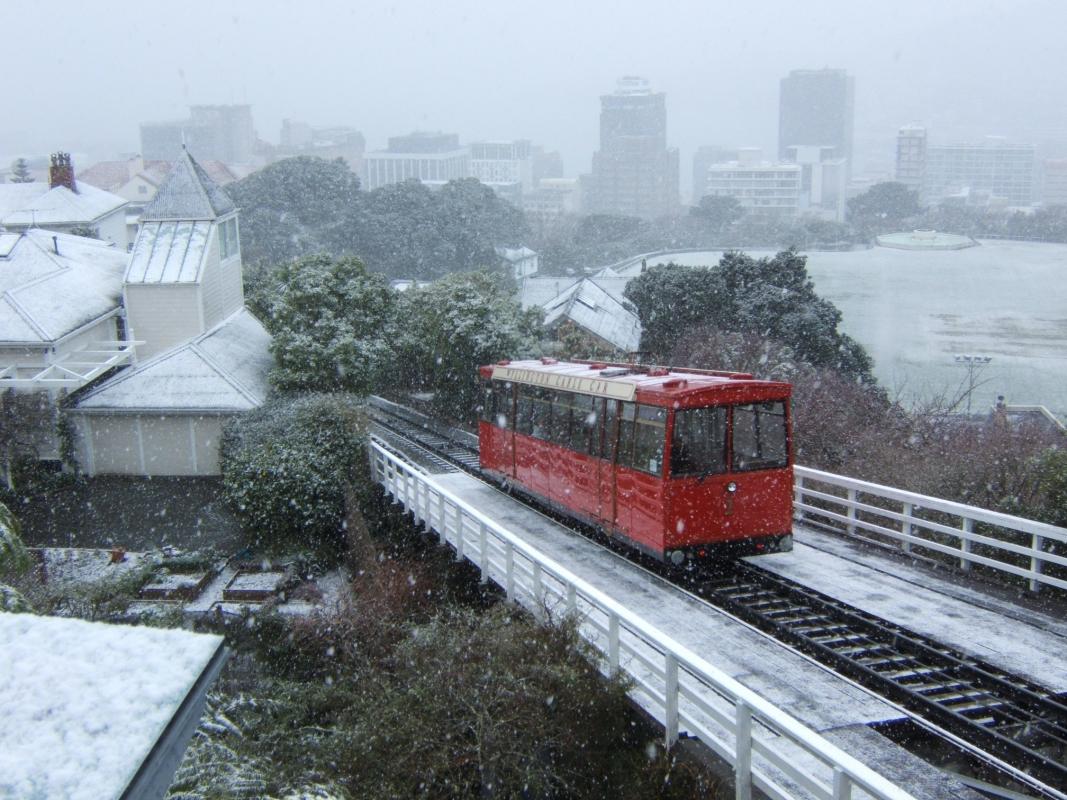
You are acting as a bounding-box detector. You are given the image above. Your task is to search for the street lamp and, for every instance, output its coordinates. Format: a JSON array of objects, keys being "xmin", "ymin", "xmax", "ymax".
[{"xmin": 954, "ymin": 354, "xmax": 992, "ymax": 416}]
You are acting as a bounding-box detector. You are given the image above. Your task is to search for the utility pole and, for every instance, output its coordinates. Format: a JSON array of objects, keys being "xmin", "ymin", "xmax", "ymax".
[{"xmin": 954, "ymin": 354, "xmax": 992, "ymax": 416}]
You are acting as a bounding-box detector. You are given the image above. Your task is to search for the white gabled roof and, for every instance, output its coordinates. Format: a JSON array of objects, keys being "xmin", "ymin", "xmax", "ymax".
[
  {"xmin": 542, "ymin": 278, "xmax": 642, "ymax": 352},
  {"xmin": 74, "ymin": 308, "xmax": 272, "ymax": 413},
  {"xmin": 0, "ymin": 229, "xmax": 125, "ymax": 344},
  {"xmin": 125, "ymin": 220, "xmax": 211, "ymax": 284},
  {"xmin": 0, "ymin": 182, "xmax": 127, "ymax": 226},
  {"xmin": 0, "ymin": 612, "xmax": 224, "ymax": 800},
  {"xmin": 141, "ymin": 149, "xmax": 236, "ymax": 222}
]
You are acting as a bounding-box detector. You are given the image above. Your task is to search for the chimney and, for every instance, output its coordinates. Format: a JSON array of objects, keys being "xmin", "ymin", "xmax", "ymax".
[{"xmin": 49, "ymin": 152, "xmax": 77, "ymax": 193}]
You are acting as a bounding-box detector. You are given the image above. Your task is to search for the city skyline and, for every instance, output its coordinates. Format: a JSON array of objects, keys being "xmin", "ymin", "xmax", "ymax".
[{"xmin": 5, "ymin": 0, "xmax": 1067, "ymax": 187}]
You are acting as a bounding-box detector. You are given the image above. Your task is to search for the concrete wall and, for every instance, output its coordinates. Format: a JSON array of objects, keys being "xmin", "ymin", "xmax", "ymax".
[
  {"xmin": 75, "ymin": 414, "xmax": 226, "ymax": 476},
  {"xmin": 124, "ymin": 284, "xmax": 202, "ymax": 361}
]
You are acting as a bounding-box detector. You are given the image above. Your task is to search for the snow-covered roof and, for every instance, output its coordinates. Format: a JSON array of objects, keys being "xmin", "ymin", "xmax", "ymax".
[
  {"xmin": 125, "ymin": 220, "xmax": 211, "ymax": 284},
  {"xmin": 0, "ymin": 229, "xmax": 125, "ymax": 344},
  {"xmin": 496, "ymin": 245, "xmax": 538, "ymax": 262},
  {"xmin": 542, "ymin": 278, "xmax": 642, "ymax": 352},
  {"xmin": 0, "ymin": 181, "xmax": 127, "ymax": 226},
  {"xmin": 74, "ymin": 307, "xmax": 272, "ymax": 413},
  {"xmin": 141, "ymin": 149, "xmax": 236, "ymax": 222},
  {"xmin": 0, "ymin": 613, "xmax": 225, "ymax": 800},
  {"xmin": 518, "ymin": 276, "xmax": 580, "ymax": 309}
]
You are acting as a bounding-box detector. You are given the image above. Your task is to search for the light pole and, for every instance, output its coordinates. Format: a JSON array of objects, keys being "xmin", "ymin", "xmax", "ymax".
[{"xmin": 954, "ymin": 354, "xmax": 992, "ymax": 415}]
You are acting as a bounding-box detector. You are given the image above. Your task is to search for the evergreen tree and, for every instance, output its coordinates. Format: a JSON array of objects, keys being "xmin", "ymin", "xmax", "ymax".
[{"xmin": 9, "ymin": 158, "xmax": 33, "ymax": 183}]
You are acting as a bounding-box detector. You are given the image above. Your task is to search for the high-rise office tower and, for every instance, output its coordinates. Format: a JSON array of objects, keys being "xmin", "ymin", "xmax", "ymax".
[
  {"xmin": 583, "ymin": 77, "xmax": 679, "ymax": 219},
  {"xmin": 778, "ymin": 69, "xmax": 854, "ymax": 166}
]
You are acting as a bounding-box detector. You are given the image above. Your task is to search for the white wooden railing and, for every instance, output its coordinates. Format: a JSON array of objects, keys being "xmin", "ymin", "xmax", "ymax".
[
  {"xmin": 794, "ymin": 466, "xmax": 1067, "ymax": 593},
  {"xmin": 369, "ymin": 437, "xmax": 917, "ymax": 800}
]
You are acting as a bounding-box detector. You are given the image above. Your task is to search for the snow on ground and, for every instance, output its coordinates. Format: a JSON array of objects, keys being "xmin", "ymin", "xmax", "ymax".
[
  {"xmin": 637, "ymin": 241, "xmax": 1067, "ymax": 415},
  {"xmin": 0, "ymin": 613, "xmax": 222, "ymax": 800},
  {"xmin": 37, "ymin": 547, "xmax": 152, "ymax": 586}
]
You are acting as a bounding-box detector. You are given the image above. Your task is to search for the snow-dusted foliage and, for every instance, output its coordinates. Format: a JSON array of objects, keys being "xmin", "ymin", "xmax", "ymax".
[
  {"xmin": 219, "ymin": 394, "xmax": 365, "ymax": 551},
  {"xmin": 0, "ymin": 583, "xmax": 32, "ymax": 613},
  {"xmin": 624, "ymin": 249, "xmax": 874, "ymax": 381},
  {"xmin": 393, "ymin": 271, "xmax": 543, "ymax": 421},
  {"xmin": 0, "ymin": 501, "xmax": 30, "ymax": 577},
  {"xmin": 262, "ymin": 254, "xmax": 395, "ymax": 395}
]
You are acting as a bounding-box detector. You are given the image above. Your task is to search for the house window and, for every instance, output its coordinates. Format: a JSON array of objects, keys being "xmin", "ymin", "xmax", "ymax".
[{"xmin": 219, "ymin": 217, "xmax": 240, "ymax": 260}]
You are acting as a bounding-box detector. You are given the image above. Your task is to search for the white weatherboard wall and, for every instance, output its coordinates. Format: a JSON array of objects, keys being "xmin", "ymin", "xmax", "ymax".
[
  {"xmin": 125, "ymin": 284, "xmax": 202, "ymax": 361},
  {"xmin": 77, "ymin": 414, "xmax": 225, "ymax": 476},
  {"xmin": 200, "ymin": 239, "xmax": 244, "ymax": 331}
]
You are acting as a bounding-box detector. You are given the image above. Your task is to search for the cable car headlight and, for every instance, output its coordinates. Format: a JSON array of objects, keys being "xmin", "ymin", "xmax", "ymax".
[{"xmin": 726, "ymin": 482, "xmax": 737, "ymax": 493}]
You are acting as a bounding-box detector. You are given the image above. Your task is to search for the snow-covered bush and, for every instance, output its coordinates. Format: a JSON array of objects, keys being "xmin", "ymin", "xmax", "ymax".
[
  {"xmin": 0, "ymin": 583, "xmax": 32, "ymax": 613},
  {"xmin": 0, "ymin": 501, "xmax": 30, "ymax": 577},
  {"xmin": 220, "ymin": 394, "xmax": 365, "ymax": 553}
]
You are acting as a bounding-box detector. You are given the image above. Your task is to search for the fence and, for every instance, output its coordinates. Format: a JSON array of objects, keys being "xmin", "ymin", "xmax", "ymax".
[
  {"xmin": 370, "ymin": 437, "xmax": 916, "ymax": 800},
  {"xmin": 794, "ymin": 466, "xmax": 1067, "ymax": 593}
]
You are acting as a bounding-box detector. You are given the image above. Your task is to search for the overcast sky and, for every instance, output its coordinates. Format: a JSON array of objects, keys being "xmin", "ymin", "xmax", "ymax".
[{"xmin": 5, "ymin": 0, "xmax": 1067, "ymax": 182}]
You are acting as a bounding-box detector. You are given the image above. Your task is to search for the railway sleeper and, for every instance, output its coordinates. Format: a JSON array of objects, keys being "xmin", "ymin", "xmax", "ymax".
[{"xmin": 810, "ymin": 633, "xmax": 869, "ymax": 648}]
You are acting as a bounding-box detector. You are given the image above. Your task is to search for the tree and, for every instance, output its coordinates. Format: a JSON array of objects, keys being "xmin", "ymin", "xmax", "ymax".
[
  {"xmin": 0, "ymin": 390, "xmax": 55, "ymax": 492},
  {"xmin": 624, "ymin": 250, "xmax": 874, "ymax": 381},
  {"xmin": 392, "ymin": 272, "xmax": 543, "ymax": 421},
  {"xmin": 262, "ymin": 254, "xmax": 396, "ymax": 394},
  {"xmin": 0, "ymin": 501, "xmax": 33, "ymax": 613},
  {"xmin": 846, "ymin": 181, "xmax": 922, "ymax": 237},
  {"xmin": 689, "ymin": 194, "xmax": 744, "ymax": 233},
  {"xmin": 9, "ymin": 158, "xmax": 33, "ymax": 183},
  {"xmin": 220, "ymin": 394, "xmax": 366, "ymax": 552},
  {"xmin": 227, "ymin": 156, "xmax": 362, "ymax": 269}
]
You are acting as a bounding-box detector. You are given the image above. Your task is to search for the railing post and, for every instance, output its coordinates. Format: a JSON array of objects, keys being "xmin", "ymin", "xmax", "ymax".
[
  {"xmin": 794, "ymin": 474, "xmax": 804, "ymax": 522},
  {"xmin": 901, "ymin": 502, "xmax": 913, "ymax": 554},
  {"xmin": 454, "ymin": 506, "xmax": 465, "ymax": 562},
  {"xmin": 566, "ymin": 584, "xmax": 577, "ymax": 616},
  {"xmin": 532, "ymin": 562, "xmax": 544, "ymax": 617},
  {"xmin": 478, "ymin": 521, "xmax": 489, "ymax": 584},
  {"xmin": 1031, "ymin": 534, "xmax": 1045, "ymax": 593},
  {"xmin": 846, "ymin": 488, "xmax": 858, "ymax": 536},
  {"xmin": 832, "ymin": 766, "xmax": 851, "ymax": 800},
  {"xmin": 664, "ymin": 653, "xmax": 679, "ymax": 748},
  {"xmin": 608, "ymin": 613, "xmax": 620, "ymax": 675},
  {"xmin": 960, "ymin": 517, "xmax": 973, "ymax": 571},
  {"xmin": 505, "ymin": 541, "xmax": 515, "ymax": 600},
  {"xmin": 734, "ymin": 700, "xmax": 752, "ymax": 800},
  {"xmin": 437, "ymin": 492, "xmax": 446, "ymax": 541}
]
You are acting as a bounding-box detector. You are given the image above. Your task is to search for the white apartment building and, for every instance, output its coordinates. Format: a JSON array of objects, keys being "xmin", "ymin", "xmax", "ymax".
[{"xmin": 706, "ymin": 150, "xmax": 801, "ymax": 216}]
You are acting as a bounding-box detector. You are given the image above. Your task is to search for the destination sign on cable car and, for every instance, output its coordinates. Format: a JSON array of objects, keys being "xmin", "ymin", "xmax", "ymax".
[{"xmin": 491, "ymin": 365, "xmax": 637, "ymax": 401}]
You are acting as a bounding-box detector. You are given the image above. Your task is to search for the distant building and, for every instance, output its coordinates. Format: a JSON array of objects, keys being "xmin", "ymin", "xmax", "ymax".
[
  {"xmin": 691, "ymin": 145, "xmax": 738, "ymax": 202},
  {"xmin": 706, "ymin": 149, "xmax": 801, "ymax": 217},
  {"xmin": 582, "ymin": 77, "xmax": 679, "ymax": 219},
  {"xmin": 1041, "ymin": 159, "xmax": 1067, "ymax": 206},
  {"xmin": 921, "ymin": 136, "xmax": 1035, "ymax": 206},
  {"xmin": 522, "ymin": 178, "xmax": 582, "ymax": 219},
  {"xmin": 786, "ymin": 145, "xmax": 848, "ymax": 221},
  {"xmin": 778, "ymin": 69, "xmax": 854, "ymax": 170},
  {"xmin": 496, "ymin": 246, "xmax": 539, "ymax": 280},
  {"xmin": 278, "ymin": 120, "xmax": 365, "ymax": 175},
  {"xmin": 895, "ymin": 125, "xmax": 927, "ymax": 199},
  {"xmin": 141, "ymin": 104, "xmax": 256, "ymax": 164},
  {"xmin": 362, "ymin": 131, "xmax": 472, "ymax": 190},
  {"xmin": 0, "ymin": 152, "xmax": 129, "ymax": 247},
  {"xmin": 540, "ymin": 279, "xmax": 641, "ymax": 355},
  {"xmin": 471, "ymin": 140, "xmax": 534, "ymax": 192}
]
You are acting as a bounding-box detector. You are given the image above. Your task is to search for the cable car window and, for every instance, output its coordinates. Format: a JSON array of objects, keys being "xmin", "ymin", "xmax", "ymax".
[
  {"xmin": 515, "ymin": 387, "xmax": 535, "ymax": 435},
  {"xmin": 549, "ymin": 390, "xmax": 574, "ymax": 446},
  {"xmin": 732, "ymin": 401, "xmax": 788, "ymax": 471},
  {"xmin": 571, "ymin": 393, "xmax": 596, "ymax": 452},
  {"xmin": 670, "ymin": 406, "xmax": 727, "ymax": 477},
  {"xmin": 601, "ymin": 399, "xmax": 618, "ymax": 461},
  {"xmin": 632, "ymin": 405, "xmax": 667, "ymax": 475},
  {"xmin": 493, "ymin": 382, "xmax": 513, "ymax": 429},
  {"xmin": 617, "ymin": 402, "xmax": 637, "ymax": 467},
  {"xmin": 530, "ymin": 388, "xmax": 552, "ymax": 440}
]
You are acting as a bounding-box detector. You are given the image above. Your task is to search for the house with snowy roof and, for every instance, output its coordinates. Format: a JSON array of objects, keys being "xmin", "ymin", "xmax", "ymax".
[
  {"xmin": 0, "ymin": 153, "xmax": 129, "ymax": 248},
  {"xmin": 69, "ymin": 148, "xmax": 273, "ymax": 477},
  {"xmin": 495, "ymin": 245, "xmax": 539, "ymax": 280},
  {"xmin": 540, "ymin": 278, "xmax": 642, "ymax": 354},
  {"xmin": 0, "ymin": 229, "xmax": 132, "ymax": 395}
]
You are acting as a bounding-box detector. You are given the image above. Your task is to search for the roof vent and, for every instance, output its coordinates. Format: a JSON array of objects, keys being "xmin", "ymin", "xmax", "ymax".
[
  {"xmin": 648, "ymin": 367, "xmax": 669, "ymax": 377},
  {"xmin": 600, "ymin": 367, "xmax": 630, "ymax": 377},
  {"xmin": 540, "ymin": 357, "xmax": 558, "ymax": 365},
  {"xmin": 587, "ymin": 362, "xmax": 608, "ymax": 370},
  {"xmin": 662, "ymin": 378, "xmax": 687, "ymax": 389}
]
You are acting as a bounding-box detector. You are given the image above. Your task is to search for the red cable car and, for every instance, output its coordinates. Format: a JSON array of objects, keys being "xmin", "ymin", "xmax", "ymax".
[{"xmin": 478, "ymin": 358, "xmax": 794, "ymax": 564}]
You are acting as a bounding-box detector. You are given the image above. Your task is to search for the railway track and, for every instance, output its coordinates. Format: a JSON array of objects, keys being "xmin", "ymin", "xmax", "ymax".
[{"xmin": 367, "ymin": 396, "xmax": 1067, "ymax": 798}]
